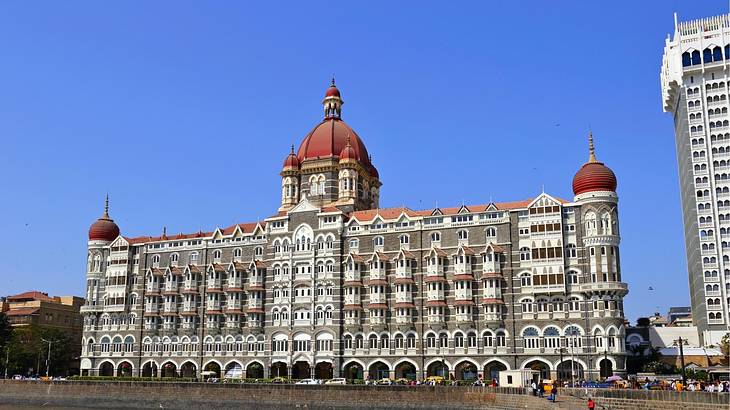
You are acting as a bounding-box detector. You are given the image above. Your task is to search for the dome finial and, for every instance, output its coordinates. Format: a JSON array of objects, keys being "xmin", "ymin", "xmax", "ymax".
[
  {"xmin": 290, "ymin": 144, "xmax": 295, "ymax": 154},
  {"xmin": 104, "ymin": 194, "xmax": 110, "ymax": 218},
  {"xmin": 588, "ymin": 130, "xmax": 597, "ymax": 163},
  {"xmin": 331, "ymin": 75, "xmax": 336, "ymax": 86}
]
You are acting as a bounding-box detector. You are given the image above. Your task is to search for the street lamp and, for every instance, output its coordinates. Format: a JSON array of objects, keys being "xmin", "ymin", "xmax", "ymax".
[
  {"xmin": 673, "ymin": 337, "xmax": 687, "ymax": 385},
  {"xmin": 4, "ymin": 346, "xmax": 9, "ymax": 379},
  {"xmin": 40, "ymin": 338, "xmax": 60, "ymax": 378}
]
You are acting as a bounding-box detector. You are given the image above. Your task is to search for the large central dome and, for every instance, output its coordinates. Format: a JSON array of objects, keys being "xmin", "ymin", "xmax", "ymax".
[
  {"xmin": 297, "ymin": 118, "xmax": 372, "ymax": 168},
  {"xmin": 295, "ymin": 79, "xmax": 376, "ymax": 175}
]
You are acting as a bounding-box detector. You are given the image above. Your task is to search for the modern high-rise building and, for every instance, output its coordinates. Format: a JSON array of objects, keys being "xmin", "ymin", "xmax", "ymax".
[
  {"xmin": 661, "ymin": 13, "xmax": 730, "ymax": 346},
  {"xmin": 80, "ymin": 81, "xmax": 628, "ymax": 382}
]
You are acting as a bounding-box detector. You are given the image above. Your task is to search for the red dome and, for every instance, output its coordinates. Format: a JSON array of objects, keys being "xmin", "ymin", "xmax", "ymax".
[
  {"xmin": 297, "ymin": 118, "xmax": 374, "ymax": 170},
  {"xmin": 572, "ymin": 161, "xmax": 617, "ymax": 195},
  {"xmin": 339, "ymin": 141, "xmax": 357, "ymax": 161},
  {"xmin": 89, "ymin": 216, "xmax": 120, "ymax": 241},
  {"xmin": 283, "ymin": 148, "xmax": 300, "ymax": 169},
  {"xmin": 325, "ymin": 85, "xmax": 340, "ymax": 98}
]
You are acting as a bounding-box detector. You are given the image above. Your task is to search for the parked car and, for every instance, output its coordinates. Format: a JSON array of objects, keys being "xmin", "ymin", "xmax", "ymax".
[
  {"xmin": 12, "ymin": 375, "xmax": 24, "ymax": 380},
  {"xmin": 295, "ymin": 378, "xmax": 320, "ymax": 385},
  {"xmin": 271, "ymin": 377, "xmax": 287, "ymax": 384},
  {"xmin": 377, "ymin": 378, "xmax": 393, "ymax": 385},
  {"xmin": 325, "ymin": 378, "xmax": 346, "ymax": 385}
]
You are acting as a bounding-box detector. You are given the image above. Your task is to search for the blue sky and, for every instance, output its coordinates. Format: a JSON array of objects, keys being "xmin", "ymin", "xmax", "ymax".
[{"xmin": 1, "ymin": 1, "xmax": 726, "ymax": 322}]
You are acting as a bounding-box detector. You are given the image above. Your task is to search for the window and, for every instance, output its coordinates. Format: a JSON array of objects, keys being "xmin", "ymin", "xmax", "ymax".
[
  {"xmin": 189, "ymin": 252, "xmax": 198, "ymax": 265},
  {"xmin": 233, "ymin": 248, "xmax": 242, "ymax": 260},
  {"xmin": 349, "ymin": 239, "xmax": 359, "ymax": 249},
  {"xmin": 520, "ymin": 247, "xmax": 530, "ymax": 261},
  {"xmin": 485, "ymin": 227, "xmax": 496, "ymax": 238},
  {"xmin": 399, "ymin": 235, "xmax": 409, "ymax": 245},
  {"xmin": 254, "ymin": 246, "xmax": 263, "ymax": 257},
  {"xmin": 430, "ymin": 232, "xmax": 441, "ymax": 242},
  {"xmin": 170, "ymin": 253, "xmax": 179, "ymax": 266},
  {"xmin": 373, "ymin": 236, "xmax": 384, "ymax": 247},
  {"xmin": 212, "ymin": 250, "xmax": 222, "ymax": 262},
  {"xmin": 457, "ymin": 230, "xmax": 468, "ymax": 240},
  {"xmin": 152, "ymin": 254, "xmax": 160, "ymax": 268},
  {"xmin": 520, "ymin": 272, "xmax": 532, "ymax": 287},
  {"xmin": 523, "ymin": 328, "xmax": 539, "ymax": 349}
]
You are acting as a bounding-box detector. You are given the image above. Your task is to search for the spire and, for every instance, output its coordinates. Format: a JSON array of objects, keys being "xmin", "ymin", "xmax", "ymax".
[
  {"xmin": 588, "ymin": 131, "xmax": 597, "ymax": 163},
  {"xmin": 331, "ymin": 76, "xmax": 336, "ymax": 87},
  {"xmin": 103, "ymin": 194, "xmax": 110, "ymax": 218},
  {"xmin": 290, "ymin": 144, "xmax": 295, "ymax": 154}
]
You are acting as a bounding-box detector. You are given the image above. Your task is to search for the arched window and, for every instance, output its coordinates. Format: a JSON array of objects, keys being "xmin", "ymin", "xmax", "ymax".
[
  {"xmin": 520, "ymin": 247, "xmax": 531, "ymax": 261},
  {"xmin": 485, "ymin": 227, "xmax": 496, "ymax": 238},
  {"xmin": 152, "ymin": 254, "xmax": 161, "ymax": 268},
  {"xmin": 373, "ymin": 236, "xmax": 384, "ymax": 247},
  {"xmin": 430, "ymin": 232, "xmax": 441, "ymax": 242},
  {"xmin": 212, "ymin": 250, "xmax": 221, "ymax": 262}
]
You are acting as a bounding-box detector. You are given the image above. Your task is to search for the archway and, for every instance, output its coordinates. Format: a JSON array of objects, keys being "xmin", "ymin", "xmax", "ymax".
[
  {"xmin": 247, "ymin": 362, "xmax": 264, "ymax": 379},
  {"xmin": 180, "ymin": 362, "xmax": 197, "ymax": 378},
  {"xmin": 394, "ymin": 361, "xmax": 417, "ymax": 381},
  {"xmin": 315, "ymin": 362, "xmax": 333, "ymax": 380},
  {"xmin": 292, "ymin": 361, "xmax": 311, "ymax": 379},
  {"xmin": 117, "ymin": 361, "xmax": 133, "ymax": 378},
  {"xmin": 203, "ymin": 362, "xmax": 221, "ymax": 379},
  {"xmin": 343, "ymin": 362, "xmax": 363, "ymax": 381},
  {"xmin": 271, "ymin": 362, "xmax": 288, "ymax": 378},
  {"xmin": 599, "ymin": 358, "xmax": 613, "ymax": 379},
  {"xmin": 455, "ymin": 361, "xmax": 478, "ymax": 381},
  {"xmin": 224, "ymin": 362, "xmax": 243, "ymax": 379},
  {"xmin": 161, "ymin": 362, "xmax": 177, "ymax": 378},
  {"xmin": 426, "ymin": 361, "xmax": 448, "ymax": 378},
  {"xmin": 557, "ymin": 360, "xmax": 584, "ymax": 381},
  {"xmin": 484, "ymin": 361, "xmax": 507, "ymax": 381},
  {"xmin": 368, "ymin": 361, "xmax": 390, "ymax": 380},
  {"xmin": 523, "ymin": 360, "xmax": 550, "ymax": 382},
  {"xmin": 99, "ymin": 361, "xmax": 114, "ymax": 377},
  {"xmin": 142, "ymin": 362, "xmax": 157, "ymax": 378}
]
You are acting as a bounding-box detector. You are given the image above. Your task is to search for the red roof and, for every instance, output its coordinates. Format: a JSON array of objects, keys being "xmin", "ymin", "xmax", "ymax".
[
  {"xmin": 425, "ymin": 300, "xmax": 447, "ymax": 307},
  {"xmin": 297, "ymin": 118, "xmax": 375, "ymax": 174},
  {"xmin": 89, "ymin": 216, "xmax": 119, "ymax": 242},
  {"xmin": 325, "ymin": 85, "xmax": 340, "ymax": 98},
  {"xmin": 6, "ymin": 307, "xmax": 40, "ymax": 316},
  {"xmin": 7, "ymin": 291, "xmax": 56, "ymax": 303},
  {"xmin": 347, "ymin": 197, "xmax": 569, "ymax": 223}
]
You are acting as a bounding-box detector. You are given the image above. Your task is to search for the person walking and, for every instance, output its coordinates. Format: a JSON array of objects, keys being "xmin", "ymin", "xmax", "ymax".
[
  {"xmin": 550, "ymin": 384, "xmax": 558, "ymax": 403},
  {"xmin": 587, "ymin": 398, "xmax": 596, "ymax": 410}
]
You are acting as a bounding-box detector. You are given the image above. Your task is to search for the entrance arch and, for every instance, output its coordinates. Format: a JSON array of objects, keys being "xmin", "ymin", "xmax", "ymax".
[
  {"xmin": 271, "ymin": 362, "xmax": 288, "ymax": 378},
  {"xmin": 523, "ymin": 360, "xmax": 550, "ymax": 382},
  {"xmin": 484, "ymin": 361, "xmax": 507, "ymax": 381},
  {"xmin": 117, "ymin": 361, "xmax": 133, "ymax": 377},
  {"xmin": 454, "ymin": 361, "xmax": 478, "ymax": 381},
  {"xmin": 203, "ymin": 361, "xmax": 221, "ymax": 379},
  {"xmin": 247, "ymin": 362, "xmax": 264, "ymax": 379},
  {"xmin": 99, "ymin": 361, "xmax": 114, "ymax": 377},
  {"xmin": 315, "ymin": 362, "xmax": 333, "ymax": 380},
  {"xmin": 368, "ymin": 361, "xmax": 390, "ymax": 380},
  {"xmin": 394, "ymin": 361, "xmax": 417, "ymax": 381},
  {"xmin": 599, "ymin": 358, "xmax": 613, "ymax": 379},
  {"xmin": 161, "ymin": 362, "xmax": 177, "ymax": 378},
  {"xmin": 292, "ymin": 361, "xmax": 311, "ymax": 379},
  {"xmin": 224, "ymin": 362, "xmax": 243, "ymax": 379},
  {"xmin": 343, "ymin": 361, "xmax": 363, "ymax": 381},
  {"xmin": 557, "ymin": 360, "xmax": 584, "ymax": 381},
  {"xmin": 426, "ymin": 361, "xmax": 448, "ymax": 378},
  {"xmin": 142, "ymin": 361, "xmax": 158, "ymax": 378},
  {"xmin": 180, "ymin": 362, "xmax": 197, "ymax": 378}
]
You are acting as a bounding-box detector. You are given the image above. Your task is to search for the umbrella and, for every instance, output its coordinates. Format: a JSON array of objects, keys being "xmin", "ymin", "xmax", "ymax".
[{"xmin": 606, "ymin": 375, "xmax": 622, "ymax": 382}]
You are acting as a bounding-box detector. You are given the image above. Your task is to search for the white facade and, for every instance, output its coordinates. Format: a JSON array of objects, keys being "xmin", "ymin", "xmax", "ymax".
[{"xmin": 661, "ymin": 13, "xmax": 730, "ymax": 346}]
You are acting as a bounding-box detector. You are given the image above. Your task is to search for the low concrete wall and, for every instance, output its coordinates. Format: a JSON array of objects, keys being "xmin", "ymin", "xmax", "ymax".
[
  {"xmin": 563, "ymin": 387, "xmax": 729, "ymax": 410},
  {"xmin": 0, "ymin": 380, "xmax": 727, "ymax": 410},
  {"xmin": 0, "ymin": 380, "xmax": 553, "ymax": 410}
]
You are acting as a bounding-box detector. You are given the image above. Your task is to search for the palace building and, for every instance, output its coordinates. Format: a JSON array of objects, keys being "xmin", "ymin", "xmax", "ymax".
[{"xmin": 80, "ymin": 80, "xmax": 628, "ymax": 382}]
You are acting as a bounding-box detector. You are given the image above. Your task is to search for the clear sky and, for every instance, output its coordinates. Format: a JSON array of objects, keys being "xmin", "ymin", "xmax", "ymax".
[{"xmin": 1, "ymin": 1, "xmax": 727, "ymax": 322}]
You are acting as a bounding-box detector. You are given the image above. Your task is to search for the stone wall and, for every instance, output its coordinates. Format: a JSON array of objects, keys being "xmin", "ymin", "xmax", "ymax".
[{"xmin": 0, "ymin": 380, "xmax": 727, "ymax": 410}]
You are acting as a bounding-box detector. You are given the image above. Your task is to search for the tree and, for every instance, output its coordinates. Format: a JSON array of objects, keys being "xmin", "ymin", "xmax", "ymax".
[
  {"xmin": 720, "ymin": 333, "xmax": 730, "ymax": 366},
  {"xmin": 5, "ymin": 325, "xmax": 73, "ymax": 377},
  {"xmin": 0, "ymin": 312, "xmax": 13, "ymax": 378}
]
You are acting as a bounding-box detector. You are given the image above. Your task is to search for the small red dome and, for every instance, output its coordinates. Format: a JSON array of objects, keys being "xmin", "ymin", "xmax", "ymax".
[
  {"xmin": 369, "ymin": 164, "xmax": 379, "ymax": 178},
  {"xmin": 89, "ymin": 216, "xmax": 119, "ymax": 241},
  {"xmin": 572, "ymin": 161, "xmax": 617, "ymax": 195},
  {"xmin": 325, "ymin": 85, "xmax": 340, "ymax": 98},
  {"xmin": 283, "ymin": 148, "xmax": 300, "ymax": 169},
  {"xmin": 339, "ymin": 141, "xmax": 356, "ymax": 161}
]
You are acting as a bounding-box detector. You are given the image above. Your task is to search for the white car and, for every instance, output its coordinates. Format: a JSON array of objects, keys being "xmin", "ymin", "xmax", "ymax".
[
  {"xmin": 325, "ymin": 378, "xmax": 346, "ymax": 385},
  {"xmin": 295, "ymin": 378, "xmax": 320, "ymax": 385}
]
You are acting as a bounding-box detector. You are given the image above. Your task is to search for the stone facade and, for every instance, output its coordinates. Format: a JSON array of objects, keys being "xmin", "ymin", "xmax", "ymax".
[{"xmin": 80, "ymin": 82, "xmax": 629, "ymax": 382}]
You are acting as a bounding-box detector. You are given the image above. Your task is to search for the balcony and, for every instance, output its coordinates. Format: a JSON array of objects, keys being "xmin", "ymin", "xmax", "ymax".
[
  {"xmin": 344, "ymin": 270, "xmax": 361, "ymax": 282},
  {"xmin": 454, "ymin": 289, "xmax": 472, "ymax": 301},
  {"xmin": 181, "ymin": 283, "xmax": 198, "ymax": 294},
  {"xmin": 395, "ymin": 293, "xmax": 412, "ymax": 304},
  {"xmin": 163, "ymin": 303, "xmax": 177, "ymax": 314},
  {"xmin": 369, "ymin": 268, "xmax": 386, "ymax": 281},
  {"xmin": 370, "ymin": 316, "xmax": 386, "ymax": 326},
  {"xmin": 248, "ymin": 299, "xmax": 263, "ymax": 309},
  {"xmin": 427, "ymin": 315, "xmax": 445, "ymax": 324},
  {"xmin": 454, "ymin": 263, "xmax": 471, "ymax": 275},
  {"xmin": 369, "ymin": 294, "xmax": 387, "ymax": 304},
  {"xmin": 207, "ymin": 280, "xmax": 222, "ymax": 291},
  {"xmin": 226, "ymin": 278, "xmax": 243, "ymax": 290},
  {"xmin": 427, "ymin": 291, "xmax": 444, "ymax": 301},
  {"xmin": 579, "ymin": 281, "xmax": 629, "ymax": 296},
  {"xmin": 427, "ymin": 264, "xmax": 444, "ymax": 276},
  {"xmin": 344, "ymin": 295, "xmax": 360, "ymax": 305}
]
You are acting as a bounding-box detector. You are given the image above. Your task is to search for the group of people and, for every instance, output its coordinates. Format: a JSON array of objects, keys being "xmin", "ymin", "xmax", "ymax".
[
  {"xmin": 530, "ymin": 380, "xmax": 558, "ymax": 402},
  {"xmin": 663, "ymin": 379, "xmax": 730, "ymax": 393}
]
